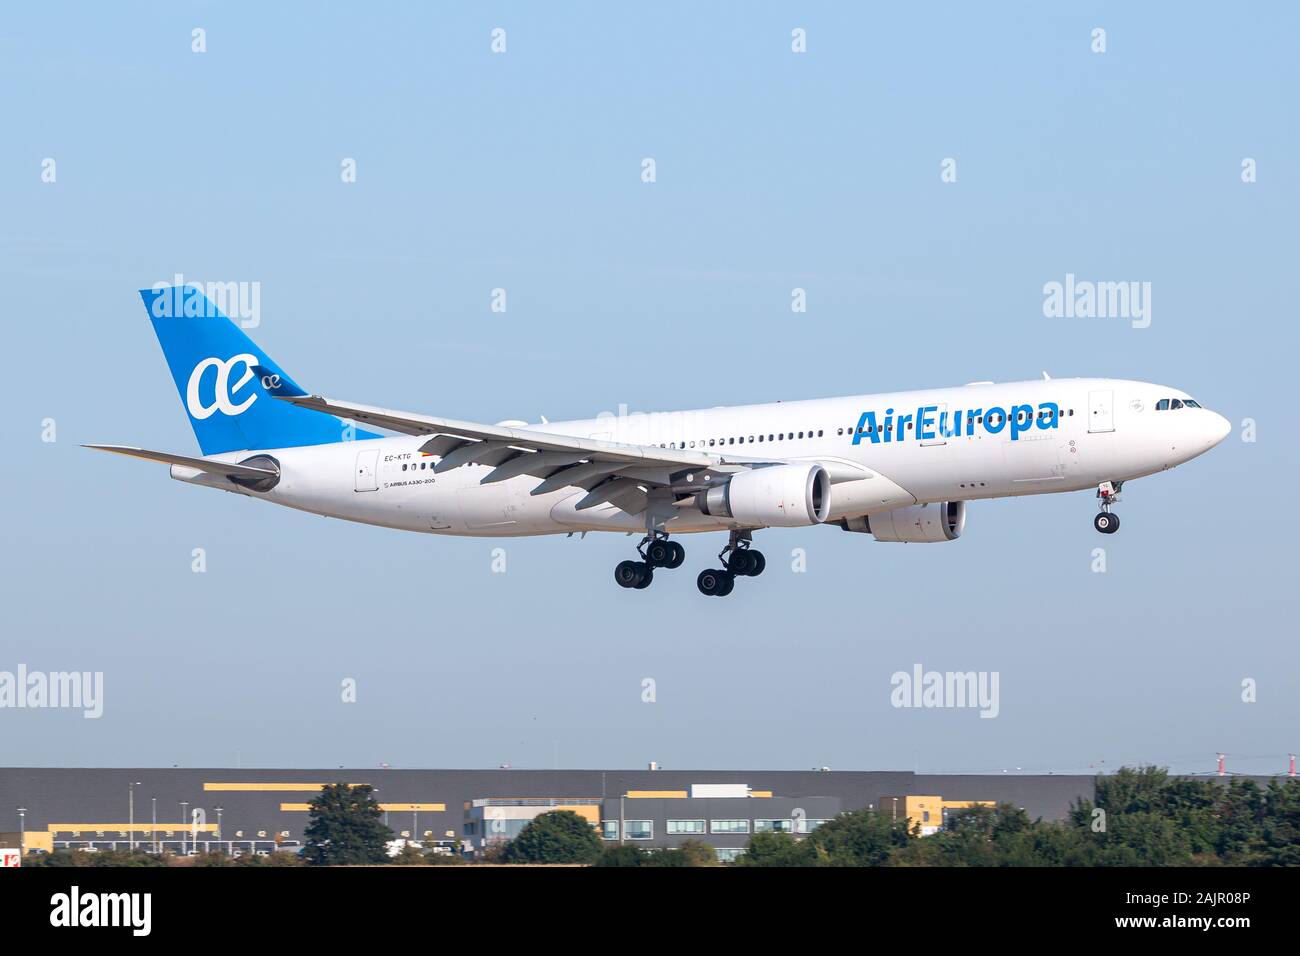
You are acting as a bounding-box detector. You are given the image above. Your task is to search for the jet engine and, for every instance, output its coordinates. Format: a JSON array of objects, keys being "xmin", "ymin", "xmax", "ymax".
[
  {"xmin": 840, "ymin": 501, "xmax": 966, "ymax": 542},
  {"xmin": 696, "ymin": 463, "xmax": 831, "ymax": 527}
]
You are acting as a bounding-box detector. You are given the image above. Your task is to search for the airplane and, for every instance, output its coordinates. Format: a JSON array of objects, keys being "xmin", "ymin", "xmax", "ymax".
[{"xmin": 88, "ymin": 286, "xmax": 1232, "ymax": 596}]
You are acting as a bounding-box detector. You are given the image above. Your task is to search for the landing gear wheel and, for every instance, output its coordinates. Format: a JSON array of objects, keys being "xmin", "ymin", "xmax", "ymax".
[
  {"xmin": 697, "ymin": 569, "xmax": 721, "ymax": 595},
  {"xmin": 645, "ymin": 540, "xmax": 673, "ymax": 567},
  {"xmin": 727, "ymin": 548, "xmax": 766, "ymax": 577},
  {"xmin": 615, "ymin": 560, "xmax": 651, "ymax": 588},
  {"xmin": 1094, "ymin": 512, "xmax": 1120, "ymax": 534},
  {"xmin": 634, "ymin": 565, "xmax": 654, "ymax": 588},
  {"xmin": 666, "ymin": 541, "xmax": 686, "ymax": 569},
  {"xmin": 697, "ymin": 568, "xmax": 734, "ymax": 596}
]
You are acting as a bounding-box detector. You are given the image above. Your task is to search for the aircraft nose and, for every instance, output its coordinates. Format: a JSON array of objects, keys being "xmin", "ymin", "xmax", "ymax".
[{"xmin": 1207, "ymin": 412, "xmax": 1232, "ymax": 446}]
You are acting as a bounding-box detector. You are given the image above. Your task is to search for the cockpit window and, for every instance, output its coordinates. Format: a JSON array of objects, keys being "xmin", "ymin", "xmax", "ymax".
[
  {"xmin": 1170, "ymin": 399, "xmax": 1184, "ymax": 409},
  {"xmin": 1156, "ymin": 399, "xmax": 1170, "ymax": 410},
  {"xmin": 1183, "ymin": 399, "xmax": 1201, "ymax": 408}
]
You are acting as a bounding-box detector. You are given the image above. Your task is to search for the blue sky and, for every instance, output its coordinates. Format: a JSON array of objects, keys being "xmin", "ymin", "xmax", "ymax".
[{"xmin": 2, "ymin": 2, "xmax": 1296, "ymax": 776}]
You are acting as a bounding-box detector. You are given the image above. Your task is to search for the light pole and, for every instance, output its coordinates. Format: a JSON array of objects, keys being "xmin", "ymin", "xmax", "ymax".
[
  {"xmin": 16, "ymin": 808, "xmax": 26, "ymax": 856},
  {"xmin": 214, "ymin": 807, "xmax": 223, "ymax": 852},
  {"xmin": 128, "ymin": 781, "xmax": 141, "ymax": 851},
  {"xmin": 151, "ymin": 797, "xmax": 158, "ymax": 854},
  {"xmin": 180, "ymin": 802, "xmax": 189, "ymax": 855},
  {"xmin": 413, "ymin": 809, "xmax": 419, "ymax": 846}
]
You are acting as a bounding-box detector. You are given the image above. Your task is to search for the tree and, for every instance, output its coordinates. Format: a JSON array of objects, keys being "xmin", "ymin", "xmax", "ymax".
[
  {"xmin": 392, "ymin": 843, "xmax": 428, "ymax": 866},
  {"xmin": 807, "ymin": 808, "xmax": 911, "ymax": 866},
  {"xmin": 598, "ymin": 839, "xmax": 720, "ymax": 867},
  {"xmin": 302, "ymin": 783, "xmax": 393, "ymax": 866},
  {"xmin": 918, "ymin": 804, "xmax": 1031, "ymax": 866},
  {"xmin": 1251, "ymin": 778, "xmax": 1300, "ymax": 866},
  {"xmin": 22, "ymin": 848, "xmax": 98, "ymax": 868},
  {"xmin": 735, "ymin": 831, "xmax": 817, "ymax": 867},
  {"xmin": 501, "ymin": 810, "xmax": 603, "ymax": 865},
  {"xmin": 596, "ymin": 845, "xmax": 646, "ymax": 867},
  {"xmin": 673, "ymin": 839, "xmax": 720, "ymax": 867}
]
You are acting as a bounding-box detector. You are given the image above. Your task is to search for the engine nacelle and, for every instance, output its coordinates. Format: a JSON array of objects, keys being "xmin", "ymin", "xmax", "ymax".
[
  {"xmin": 697, "ymin": 463, "xmax": 831, "ymax": 527},
  {"xmin": 841, "ymin": 501, "xmax": 966, "ymax": 542}
]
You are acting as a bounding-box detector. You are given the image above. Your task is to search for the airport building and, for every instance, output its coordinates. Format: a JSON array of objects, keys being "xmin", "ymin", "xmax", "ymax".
[{"xmin": 0, "ymin": 767, "xmax": 1096, "ymax": 860}]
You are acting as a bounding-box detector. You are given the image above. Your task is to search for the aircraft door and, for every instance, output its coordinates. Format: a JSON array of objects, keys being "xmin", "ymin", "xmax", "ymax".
[
  {"xmin": 355, "ymin": 448, "xmax": 379, "ymax": 492},
  {"xmin": 920, "ymin": 403, "xmax": 948, "ymax": 446},
  {"xmin": 1087, "ymin": 389, "xmax": 1115, "ymax": 434}
]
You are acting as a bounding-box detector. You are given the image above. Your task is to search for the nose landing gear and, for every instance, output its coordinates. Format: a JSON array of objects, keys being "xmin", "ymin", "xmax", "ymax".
[
  {"xmin": 1094, "ymin": 481, "xmax": 1122, "ymax": 534},
  {"xmin": 697, "ymin": 531, "xmax": 766, "ymax": 597},
  {"xmin": 614, "ymin": 532, "xmax": 685, "ymax": 589}
]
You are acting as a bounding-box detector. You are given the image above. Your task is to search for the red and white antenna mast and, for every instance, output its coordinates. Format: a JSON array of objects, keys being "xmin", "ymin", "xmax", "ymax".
[{"xmin": 1216, "ymin": 752, "xmax": 1226, "ymax": 776}]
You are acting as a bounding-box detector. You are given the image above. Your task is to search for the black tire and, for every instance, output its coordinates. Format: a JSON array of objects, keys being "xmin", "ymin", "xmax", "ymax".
[
  {"xmin": 697, "ymin": 569, "xmax": 721, "ymax": 596},
  {"xmin": 747, "ymin": 550, "xmax": 766, "ymax": 576},
  {"xmin": 646, "ymin": 540, "xmax": 672, "ymax": 567},
  {"xmin": 615, "ymin": 560, "xmax": 643, "ymax": 588},
  {"xmin": 666, "ymin": 541, "xmax": 686, "ymax": 569},
  {"xmin": 634, "ymin": 564, "xmax": 653, "ymax": 589},
  {"xmin": 1093, "ymin": 512, "xmax": 1119, "ymax": 534},
  {"xmin": 716, "ymin": 571, "xmax": 736, "ymax": 596},
  {"xmin": 729, "ymin": 550, "xmax": 754, "ymax": 575}
]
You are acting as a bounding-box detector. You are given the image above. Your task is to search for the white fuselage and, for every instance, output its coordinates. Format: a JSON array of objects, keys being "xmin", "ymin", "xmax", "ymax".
[{"xmin": 172, "ymin": 378, "xmax": 1230, "ymax": 537}]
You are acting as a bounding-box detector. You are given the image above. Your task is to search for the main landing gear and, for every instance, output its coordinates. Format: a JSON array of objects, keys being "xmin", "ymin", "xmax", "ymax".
[
  {"xmin": 697, "ymin": 531, "xmax": 766, "ymax": 597},
  {"xmin": 1093, "ymin": 480, "xmax": 1122, "ymax": 534},
  {"xmin": 614, "ymin": 532, "xmax": 685, "ymax": 589}
]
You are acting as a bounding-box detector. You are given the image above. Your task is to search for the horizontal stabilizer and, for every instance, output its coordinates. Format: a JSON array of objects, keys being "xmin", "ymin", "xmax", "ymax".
[{"xmin": 83, "ymin": 444, "xmax": 279, "ymax": 480}]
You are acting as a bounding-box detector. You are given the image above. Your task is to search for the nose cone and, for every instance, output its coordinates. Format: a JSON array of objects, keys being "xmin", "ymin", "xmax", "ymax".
[{"xmin": 1207, "ymin": 412, "xmax": 1232, "ymax": 447}]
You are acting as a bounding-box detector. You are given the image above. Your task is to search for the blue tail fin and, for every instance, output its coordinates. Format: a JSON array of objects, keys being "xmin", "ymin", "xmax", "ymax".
[{"xmin": 141, "ymin": 285, "xmax": 379, "ymax": 455}]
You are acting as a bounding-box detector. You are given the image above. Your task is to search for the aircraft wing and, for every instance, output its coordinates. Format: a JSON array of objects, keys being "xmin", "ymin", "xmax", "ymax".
[
  {"xmin": 260, "ymin": 376, "xmax": 867, "ymax": 517},
  {"xmin": 263, "ymin": 384, "xmax": 743, "ymax": 516}
]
